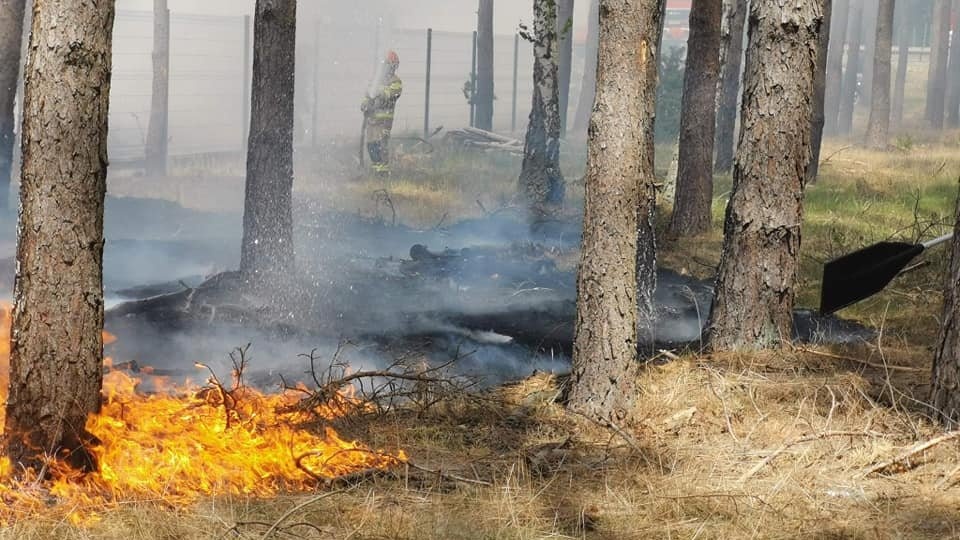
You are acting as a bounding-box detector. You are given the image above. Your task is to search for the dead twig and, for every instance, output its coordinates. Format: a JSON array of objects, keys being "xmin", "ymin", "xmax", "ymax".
[
  {"xmin": 740, "ymin": 430, "xmax": 881, "ymax": 482},
  {"xmin": 819, "ymin": 145, "xmax": 852, "ymax": 166},
  {"xmin": 794, "ymin": 346, "xmax": 924, "ymax": 373},
  {"xmin": 863, "ymin": 430, "xmax": 960, "ymax": 477},
  {"xmin": 258, "ymin": 489, "xmax": 348, "ymax": 539}
]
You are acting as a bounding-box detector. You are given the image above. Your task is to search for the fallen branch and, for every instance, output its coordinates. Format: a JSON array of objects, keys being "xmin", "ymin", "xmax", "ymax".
[
  {"xmin": 794, "ymin": 346, "xmax": 924, "ymax": 373},
  {"xmin": 863, "ymin": 430, "xmax": 960, "ymax": 477},
  {"xmin": 258, "ymin": 489, "xmax": 348, "ymax": 539},
  {"xmin": 740, "ymin": 430, "xmax": 880, "ymax": 482}
]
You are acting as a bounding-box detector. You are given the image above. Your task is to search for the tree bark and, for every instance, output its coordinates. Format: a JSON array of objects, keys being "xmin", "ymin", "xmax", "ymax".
[
  {"xmin": 946, "ymin": 0, "xmax": 960, "ymax": 127},
  {"xmin": 0, "ymin": 0, "xmax": 26, "ymax": 213},
  {"xmin": 859, "ymin": 0, "xmax": 879, "ymax": 106},
  {"xmin": 668, "ymin": 0, "xmax": 722, "ymax": 237},
  {"xmin": 808, "ymin": 0, "xmax": 833, "ymax": 183},
  {"xmin": 241, "ymin": 0, "xmax": 296, "ymax": 284},
  {"xmin": 838, "ymin": 0, "xmax": 863, "ymax": 136},
  {"xmin": 865, "ymin": 0, "xmax": 895, "ymax": 148},
  {"xmin": 475, "ymin": 0, "xmax": 494, "ymax": 131},
  {"xmin": 557, "ymin": 0, "xmax": 574, "ymax": 135},
  {"xmin": 926, "ymin": 0, "xmax": 950, "ymax": 128},
  {"xmin": 892, "ymin": 0, "xmax": 911, "ymax": 130},
  {"xmin": 572, "ymin": 0, "xmax": 599, "ymax": 135},
  {"xmin": 714, "ymin": 0, "xmax": 747, "ymax": 173},
  {"xmin": 707, "ymin": 0, "xmax": 822, "ymax": 351},
  {"xmin": 823, "ymin": 0, "xmax": 849, "ymax": 136},
  {"xmin": 569, "ymin": 0, "xmax": 664, "ymax": 425},
  {"xmin": 931, "ymin": 189, "xmax": 960, "ymax": 427},
  {"xmin": 144, "ymin": 0, "xmax": 169, "ymax": 176},
  {"xmin": 519, "ymin": 0, "xmax": 564, "ymax": 222},
  {"xmin": 3, "ymin": 0, "xmax": 115, "ymax": 473}
]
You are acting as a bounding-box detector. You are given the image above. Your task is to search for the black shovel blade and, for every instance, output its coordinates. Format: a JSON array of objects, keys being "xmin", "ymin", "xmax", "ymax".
[{"xmin": 820, "ymin": 241, "xmax": 924, "ymax": 314}]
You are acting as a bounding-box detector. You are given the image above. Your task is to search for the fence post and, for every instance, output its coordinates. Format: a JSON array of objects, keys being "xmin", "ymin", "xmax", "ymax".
[
  {"xmin": 512, "ymin": 33, "xmax": 519, "ymax": 133},
  {"xmin": 311, "ymin": 20, "xmax": 320, "ymax": 148},
  {"xmin": 242, "ymin": 14, "xmax": 251, "ymax": 151},
  {"xmin": 470, "ymin": 30, "xmax": 478, "ymax": 127},
  {"xmin": 424, "ymin": 28, "xmax": 432, "ymax": 138}
]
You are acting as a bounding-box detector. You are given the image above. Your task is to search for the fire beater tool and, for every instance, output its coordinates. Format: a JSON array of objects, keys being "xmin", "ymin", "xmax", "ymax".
[{"xmin": 819, "ymin": 233, "xmax": 954, "ymax": 314}]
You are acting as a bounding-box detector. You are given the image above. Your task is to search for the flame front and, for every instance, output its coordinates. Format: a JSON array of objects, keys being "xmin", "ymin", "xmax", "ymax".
[{"xmin": 0, "ymin": 303, "xmax": 404, "ymax": 521}]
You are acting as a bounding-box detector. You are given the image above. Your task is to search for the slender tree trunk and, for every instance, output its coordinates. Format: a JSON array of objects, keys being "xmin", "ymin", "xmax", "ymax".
[
  {"xmin": 824, "ymin": 0, "xmax": 850, "ymax": 136},
  {"xmin": 892, "ymin": 0, "xmax": 911, "ymax": 130},
  {"xmin": 859, "ymin": 0, "xmax": 879, "ymax": 106},
  {"xmin": 714, "ymin": 0, "xmax": 748, "ymax": 173},
  {"xmin": 569, "ymin": 0, "xmax": 664, "ymax": 424},
  {"xmin": 838, "ymin": 0, "xmax": 863, "ymax": 136},
  {"xmin": 926, "ymin": 0, "xmax": 950, "ymax": 128},
  {"xmin": 475, "ymin": 0, "xmax": 494, "ymax": 131},
  {"xmin": 519, "ymin": 0, "xmax": 564, "ymax": 222},
  {"xmin": 669, "ymin": 0, "xmax": 722, "ymax": 237},
  {"xmin": 0, "ymin": 0, "xmax": 26, "ymax": 213},
  {"xmin": 931, "ymin": 190, "xmax": 960, "ymax": 427},
  {"xmin": 808, "ymin": 0, "xmax": 833, "ymax": 183},
  {"xmin": 946, "ymin": 0, "xmax": 960, "ymax": 127},
  {"xmin": 145, "ymin": 0, "xmax": 169, "ymax": 176},
  {"xmin": 241, "ymin": 0, "xmax": 296, "ymax": 283},
  {"xmin": 557, "ymin": 0, "xmax": 574, "ymax": 135},
  {"xmin": 707, "ymin": 0, "xmax": 822, "ymax": 351},
  {"xmin": 572, "ymin": 0, "xmax": 599, "ymax": 135},
  {"xmin": 3, "ymin": 0, "xmax": 115, "ymax": 473},
  {"xmin": 866, "ymin": 0, "xmax": 895, "ymax": 147}
]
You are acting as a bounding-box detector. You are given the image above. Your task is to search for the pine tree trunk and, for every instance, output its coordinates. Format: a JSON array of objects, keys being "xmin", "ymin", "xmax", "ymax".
[
  {"xmin": 859, "ymin": 0, "xmax": 879, "ymax": 106},
  {"xmin": 931, "ymin": 191, "xmax": 960, "ymax": 427},
  {"xmin": 519, "ymin": 0, "xmax": 564, "ymax": 222},
  {"xmin": 808, "ymin": 0, "xmax": 833, "ymax": 183},
  {"xmin": 3, "ymin": 0, "xmax": 115, "ymax": 473},
  {"xmin": 0, "ymin": 0, "xmax": 26, "ymax": 213},
  {"xmin": 823, "ymin": 0, "xmax": 850, "ymax": 136},
  {"xmin": 714, "ymin": 0, "xmax": 747, "ymax": 173},
  {"xmin": 144, "ymin": 0, "xmax": 169, "ymax": 176},
  {"xmin": 571, "ymin": 0, "xmax": 599, "ymax": 135},
  {"xmin": 668, "ymin": 0, "xmax": 722, "ymax": 237},
  {"xmin": 241, "ymin": 0, "xmax": 296, "ymax": 284},
  {"xmin": 892, "ymin": 0, "xmax": 912, "ymax": 130},
  {"xmin": 865, "ymin": 0, "xmax": 895, "ymax": 148},
  {"xmin": 945, "ymin": 0, "xmax": 960, "ymax": 127},
  {"xmin": 838, "ymin": 0, "xmax": 863, "ymax": 136},
  {"xmin": 569, "ymin": 0, "xmax": 664, "ymax": 425},
  {"xmin": 557, "ymin": 0, "xmax": 574, "ymax": 135},
  {"xmin": 707, "ymin": 0, "xmax": 822, "ymax": 352},
  {"xmin": 926, "ymin": 0, "xmax": 950, "ymax": 128},
  {"xmin": 475, "ymin": 0, "xmax": 494, "ymax": 131}
]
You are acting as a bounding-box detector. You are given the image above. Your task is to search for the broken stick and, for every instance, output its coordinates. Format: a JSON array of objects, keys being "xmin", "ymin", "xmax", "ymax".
[{"xmin": 862, "ymin": 430, "xmax": 960, "ymax": 477}]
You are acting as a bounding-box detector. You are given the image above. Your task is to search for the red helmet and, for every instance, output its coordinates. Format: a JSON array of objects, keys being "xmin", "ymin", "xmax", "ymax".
[{"xmin": 385, "ymin": 50, "xmax": 400, "ymax": 66}]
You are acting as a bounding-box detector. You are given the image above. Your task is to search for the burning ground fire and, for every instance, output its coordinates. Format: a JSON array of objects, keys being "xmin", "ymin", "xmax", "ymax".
[{"xmin": 0, "ymin": 304, "xmax": 405, "ymax": 523}]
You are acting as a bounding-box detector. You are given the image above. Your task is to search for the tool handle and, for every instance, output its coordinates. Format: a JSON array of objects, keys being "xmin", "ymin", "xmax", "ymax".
[{"xmin": 922, "ymin": 233, "xmax": 955, "ymax": 250}]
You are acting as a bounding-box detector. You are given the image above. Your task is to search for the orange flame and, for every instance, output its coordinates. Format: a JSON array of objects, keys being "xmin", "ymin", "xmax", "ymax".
[{"xmin": 0, "ymin": 303, "xmax": 405, "ymax": 521}]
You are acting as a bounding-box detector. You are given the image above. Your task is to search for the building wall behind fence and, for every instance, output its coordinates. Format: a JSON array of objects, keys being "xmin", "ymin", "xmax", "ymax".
[{"xmin": 108, "ymin": 10, "xmax": 584, "ymax": 162}]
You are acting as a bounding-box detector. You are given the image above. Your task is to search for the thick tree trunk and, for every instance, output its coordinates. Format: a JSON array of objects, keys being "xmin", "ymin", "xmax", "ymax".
[
  {"xmin": 838, "ymin": 0, "xmax": 863, "ymax": 136},
  {"xmin": 707, "ymin": 0, "xmax": 822, "ymax": 351},
  {"xmin": 926, "ymin": 0, "xmax": 950, "ymax": 128},
  {"xmin": 714, "ymin": 0, "xmax": 748, "ymax": 173},
  {"xmin": 668, "ymin": 0, "xmax": 722, "ymax": 237},
  {"xmin": 475, "ymin": 0, "xmax": 494, "ymax": 131},
  {"xmin": 808, "ymin": 0, "xmax": 833, "ymax": 183},
  {"xmin": 572, "ymin": 0, "xmax": 599, "ymax": 135},
  {"xmin": 519, "ymin": 0, "xmax": 564, "ymax": 222},
  {"xmin": 946, "ymin": 0, "xmax": 960, "ymax": 127},
  {"xmin": 823, "ymin": 0, "xmax": 850, "ymax": 136},
  {"xmin": 569, "ymin": 0, "xmax": 664, "ymax": 425},
  {"xmin": 557, "ymin": 0, "xmax": 574, "ymax": 135},
  {"xmin": 3, "ymin": 0, "xmax": 115, "ymax": 473},
  {"xmin": 0, "ymin": 0, "xmax": 26, "ymax": 213},
  {"xmin": 144, "ymin": 0, "xmax": 169, "ymax": 176},
  {"xmin": 865, "ymin": 0, "xmax": 895, "ymax": 148},
  {"xmin": 892, "ymin": 0, "xmax": 911, "ymax": 130},
  {"xmin": 931, "ymin": 191, "xmax": 960, "ymax": 427},
  {"xmin": 241, "ymin": 0, "xmax": 296, "ymax": 283}
]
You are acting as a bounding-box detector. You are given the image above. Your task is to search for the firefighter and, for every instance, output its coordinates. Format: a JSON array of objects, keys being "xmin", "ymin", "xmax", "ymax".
[{"xmin": 362, "ymin": 50, "xmax": 403, "ymax": 176}]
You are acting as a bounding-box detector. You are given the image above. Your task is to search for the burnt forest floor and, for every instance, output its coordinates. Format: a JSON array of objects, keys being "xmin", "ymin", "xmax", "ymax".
[{"xmin": 6, "ymin": 133, "xmax": 960, "ymax": 538}]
